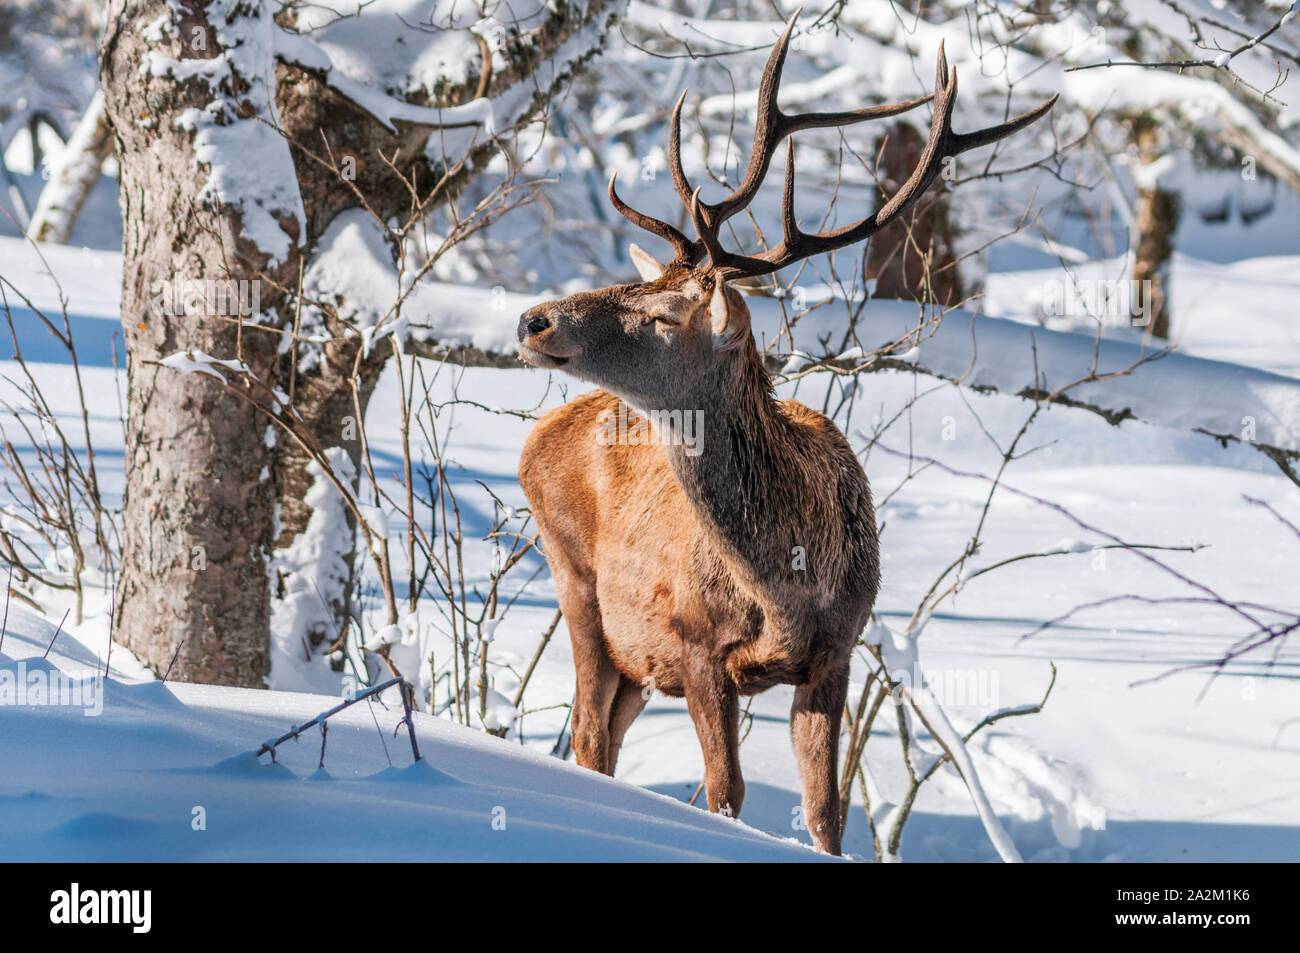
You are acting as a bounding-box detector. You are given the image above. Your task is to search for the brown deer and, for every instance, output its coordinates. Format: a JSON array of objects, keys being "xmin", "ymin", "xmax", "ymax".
[{"xmin": 516, "ymin": 12, "xmax": 1055, "ymax": 854}]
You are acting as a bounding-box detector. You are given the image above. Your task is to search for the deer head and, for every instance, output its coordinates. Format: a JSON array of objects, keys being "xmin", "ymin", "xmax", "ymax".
[
  {"xmin": 516, "ymin": 259, "xmax": 756, "ymax": 413},
  {"xmin": 517, "ymin": 10, "xmax": 1057, "ymax": 411}
]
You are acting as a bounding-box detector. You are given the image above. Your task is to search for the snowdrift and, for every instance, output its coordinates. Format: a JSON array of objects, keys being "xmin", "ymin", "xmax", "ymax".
[{"xmin": 0, "ymin": 606, "xmax": 828, "ymax": 862}]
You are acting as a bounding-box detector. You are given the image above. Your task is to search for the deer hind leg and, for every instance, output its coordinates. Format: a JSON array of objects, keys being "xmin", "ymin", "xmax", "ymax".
[
  {"xmin": 682, "ymin": 640, "xmax": 744, "ymax": 818},
  {"xmin": 790, "ymin": 653, "xmax": 850, "ymax": 855},
  {"xmin": 606, "ymin": 675, "xmax": 648, "ymax": 774}
]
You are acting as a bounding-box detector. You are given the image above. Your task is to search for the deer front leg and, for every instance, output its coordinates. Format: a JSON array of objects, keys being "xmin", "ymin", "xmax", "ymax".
[
  {"xmin": 791, "ymin": 656, "xmax": 850, "ymax": 854},
  {"xmin": 551, "ymin": 566, "xmax": 621, "ymax": 775},
  {"xmin": 570, "ymin": 652, "xmax": 620, "ymax": 775},
  {"xmin": 682, "ymin": 641, "xmax": 745, "ymax": 818}
]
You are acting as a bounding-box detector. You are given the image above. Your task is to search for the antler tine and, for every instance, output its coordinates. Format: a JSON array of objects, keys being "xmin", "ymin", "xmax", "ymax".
[
  {"xmin": 781, "ymin": 94, "xmax": 935, "ymax": 136},
  {"xmin": 608, "ymin": 172, "xmax": 700, "ymax": 266},
  {"xmin": 937, "ymin": 38, "xmax": 949, "ymax": 95},
  {"xmin": 701, "ymin": 8, "xmax": 802, "ymax": 227},
  {"xmin": 871, "ymin": 41, "xmax": 959, "ymax": 225},
  {"xmin": 668, "ymin": 9, "xmax": 800, "ymax": 244},
  {"xmin": 780, "ymin": 138, "xmax": 798, "ymax": 245},
  {"xmin": 950, "ymin": 92, "xmax": 1061, "ymax": 153},
  {"xmin": 668, "ymin": 90, "xmax": 695, "ymax": 211}
]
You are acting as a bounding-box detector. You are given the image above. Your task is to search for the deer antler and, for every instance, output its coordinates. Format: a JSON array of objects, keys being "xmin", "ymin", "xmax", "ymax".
[{"xmin": 610, "ymin": 9, "xmax": 1058, "ymax": 280}]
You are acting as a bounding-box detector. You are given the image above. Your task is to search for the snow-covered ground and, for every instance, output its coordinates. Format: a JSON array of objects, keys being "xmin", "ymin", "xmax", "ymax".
[
  {"xmin": 1, "ymin": 227, "xmax": 1298, "ymax": 862},
  {"xmin": 0, "ymin": 605, "xmax": 831, "ymax": 861}
]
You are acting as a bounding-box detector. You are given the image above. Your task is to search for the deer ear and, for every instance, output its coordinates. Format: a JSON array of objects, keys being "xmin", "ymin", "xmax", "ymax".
[
  {"xmin": 709, "ymin": 279, "xmax": 745, "ymax": 347},
  {"xmin": 628, "ymin": 244, "xmax": 665, "ymax": 282}
]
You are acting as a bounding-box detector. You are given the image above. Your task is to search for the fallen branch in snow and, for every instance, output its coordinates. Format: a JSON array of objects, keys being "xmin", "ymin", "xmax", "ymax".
[
  {"xmin": 837, "ymin": 509, "xmax": 1066, "ymax": 861},
  {"xmin": 885, "ymin": 655, "xmax": 1059, "ymax": 861},
  {"xmin": 255, "ymin": 676, "xmax": 420, "ymax": 766}
]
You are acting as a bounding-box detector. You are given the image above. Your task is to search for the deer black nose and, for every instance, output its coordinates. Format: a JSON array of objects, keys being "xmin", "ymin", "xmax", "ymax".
[{"xmin": 517, "ymin": 309, "xmax": 550, "ymax": 341}]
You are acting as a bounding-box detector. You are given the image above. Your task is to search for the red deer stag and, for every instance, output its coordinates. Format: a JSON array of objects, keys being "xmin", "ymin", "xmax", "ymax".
[{"xmin": 516, "ymin": 12, "xmax": 1055, "ymax": 854}]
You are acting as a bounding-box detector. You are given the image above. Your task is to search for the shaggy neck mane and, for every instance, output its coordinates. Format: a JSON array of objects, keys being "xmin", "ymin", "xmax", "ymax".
[{"xmin": 664, "ymin": 336, "xmax": 838, "ymax": 612}]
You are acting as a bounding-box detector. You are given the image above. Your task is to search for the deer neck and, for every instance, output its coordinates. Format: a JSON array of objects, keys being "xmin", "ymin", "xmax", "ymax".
[{"xmin": 654, "ymin": 342, "xmax": 807, "ymax": 610}]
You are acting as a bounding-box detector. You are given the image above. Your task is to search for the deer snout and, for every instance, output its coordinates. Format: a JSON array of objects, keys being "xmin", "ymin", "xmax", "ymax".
[
  {"xmin": 517, "ymin": 307, "xmax": 576, "ymax": 369},
  {"xmin": 517, "ymin": 308, "xmax": 551, "ymax": 342}
]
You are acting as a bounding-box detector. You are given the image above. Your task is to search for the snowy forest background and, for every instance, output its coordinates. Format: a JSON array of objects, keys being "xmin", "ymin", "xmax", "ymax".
[{"xmin": 0, "ymin": 0, "xmax": 1297, "ymax": 862}]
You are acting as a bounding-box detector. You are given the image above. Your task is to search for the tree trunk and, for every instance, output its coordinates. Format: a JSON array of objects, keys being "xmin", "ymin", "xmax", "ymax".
[
  {"xmin": 865, "ymin": 121, "xmax": 962, "ymax": 306},
  {"xmin": 101, "ymin": 0, "xmax": 297, "ymax": 686},
  {"xmin": 27, "ymin": 90, "xmax": 113, "ymax": 244},
  {"xmin": 1133, "ymin": 119, "xmax": 1180, "ymax": 341}
]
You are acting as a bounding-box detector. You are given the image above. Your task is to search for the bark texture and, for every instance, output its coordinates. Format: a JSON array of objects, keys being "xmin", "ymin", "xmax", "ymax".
[{"xmin": 102, "ymin": 0, "xmax": 294, "ymax": 685}]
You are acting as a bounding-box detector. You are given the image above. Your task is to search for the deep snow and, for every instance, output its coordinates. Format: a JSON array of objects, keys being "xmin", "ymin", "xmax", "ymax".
[{"xmin": 0, "ymin": 606, "xmax": 831, "ymax": 861}]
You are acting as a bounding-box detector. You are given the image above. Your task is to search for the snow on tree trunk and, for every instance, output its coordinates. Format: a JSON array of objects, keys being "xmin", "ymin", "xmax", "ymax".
[
  {"xmin": 26, "ymin": 90, "xmax": 112, "ymax": 244},
  {"xmin": 261, "ymin": 69, "xmax": 423, "ymax": 684},
  {"xmin": 261, "ymin": 0, "xmax": 625, "ymax": 686}
]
